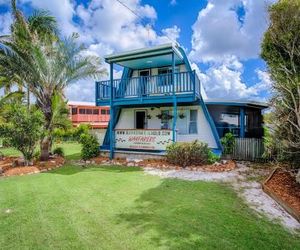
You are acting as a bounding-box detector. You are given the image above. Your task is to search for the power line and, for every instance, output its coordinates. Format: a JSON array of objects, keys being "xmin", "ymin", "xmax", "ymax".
[{"xmin": 114, "ymin": 0, "xmax": 177, "ymax": 45}]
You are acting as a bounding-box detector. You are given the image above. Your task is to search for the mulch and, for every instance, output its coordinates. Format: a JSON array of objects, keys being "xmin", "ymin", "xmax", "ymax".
[
  {"xmin": 89, "ymin": 156, "xmax": 236, "ymax": 172},
  {"xmin": 264, "ymin": 169, "xmax": 300, "ymax": 219},
  {"xmin": 0, "ymin": 156, "xmax": 65, "ymax": 177}
]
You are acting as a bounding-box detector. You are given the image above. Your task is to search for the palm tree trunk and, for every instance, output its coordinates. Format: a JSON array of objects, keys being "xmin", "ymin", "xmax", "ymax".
[
  {"xmin": 40, "ymin": 102, "xmax": 52, "ymax": 161},
  {"xmin": 40, "ymin": 136, "xmax": 51, "ymax": 161}
]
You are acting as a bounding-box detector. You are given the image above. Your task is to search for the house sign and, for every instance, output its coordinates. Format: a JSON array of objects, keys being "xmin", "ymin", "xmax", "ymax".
[{"xmin": 115, "ymin": 129, "xmax": 173, "ymax": 150}]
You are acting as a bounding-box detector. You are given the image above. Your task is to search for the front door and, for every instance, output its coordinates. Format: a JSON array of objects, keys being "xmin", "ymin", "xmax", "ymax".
[
  {"xmin": 139, "ymin": 69, "xmax": 150, "ymax": 96},
  {"xmin": 135, "ymin": 110, "xmax": 147, "ymax": 129}
]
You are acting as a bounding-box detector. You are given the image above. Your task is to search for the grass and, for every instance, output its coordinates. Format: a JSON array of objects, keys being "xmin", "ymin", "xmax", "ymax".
[
  {"xmin": 0, "ymin": 142, "xmax": 82, "ymax": 160},
  {"xmin": 0, "ymin": 164, "xmax": 299, "ymax": 249}
]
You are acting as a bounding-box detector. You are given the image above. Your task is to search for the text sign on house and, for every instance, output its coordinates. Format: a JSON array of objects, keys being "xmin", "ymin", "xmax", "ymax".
[{"xmin": 115, "ymin": 129, "xmax": 173, "ymax": 151}]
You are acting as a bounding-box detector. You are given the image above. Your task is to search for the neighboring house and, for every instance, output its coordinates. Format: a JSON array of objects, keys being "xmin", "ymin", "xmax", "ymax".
[
  {"xmin": 68, "ymin": 101, "xmax": 110, "ymax": 129},
  {"xmin": 95, "ymin": 43, "xmax": 267, "ymax": 159}
]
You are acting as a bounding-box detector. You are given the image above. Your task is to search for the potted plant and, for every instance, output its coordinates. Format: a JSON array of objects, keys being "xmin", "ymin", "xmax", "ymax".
[
  {"xmin": 156, "ymin": 113, "xmax": 173, "ymax": 120},
  {"xmin": 221, "ymin": 132, "xmax": 236, "ymax": 160},
  {"xmin": 179, "ymin": 113, "xmax": 185, "ymax": 119}
]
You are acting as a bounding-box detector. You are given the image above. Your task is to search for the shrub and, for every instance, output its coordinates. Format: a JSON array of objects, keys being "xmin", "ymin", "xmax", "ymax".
[
  {"xmin": 221, "ymin": 133, "xmax": 236, "ymax": 155},
  {"xmin": 79, "ymin": 133, "xmax": 99, "ymax": 160},
  {"xmin": 53, "ymin": 147, "xmax": 64, "ymax": 157},
  {"xmin": 0, "ymin": 104, "xmax": 44, "ymax": 165},
  {"xmin": 208, "ymin": 151, "xmax": 220, "ymax": 164},
  {"xmin": 166, "ymin": 140, "xmax": 212, "ymax": 167}
]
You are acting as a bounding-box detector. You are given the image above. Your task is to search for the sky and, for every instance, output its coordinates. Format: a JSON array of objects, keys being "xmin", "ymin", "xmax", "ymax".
[{"xmin": 0, "ymin": 0, "xmax": 276, "ymax": 102}]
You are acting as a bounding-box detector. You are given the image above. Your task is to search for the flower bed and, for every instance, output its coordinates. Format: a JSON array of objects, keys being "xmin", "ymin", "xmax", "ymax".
[
  {"xmin": 0, "ymin": 156, "xmax": 65, "ymax": 177},
  {"xmin": 263, "ymin": 168, "xmax": 300, "ymax": 222}
]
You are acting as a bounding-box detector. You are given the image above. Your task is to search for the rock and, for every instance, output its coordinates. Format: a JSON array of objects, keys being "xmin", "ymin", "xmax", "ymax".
[
  {"xmin": 5, "ymin": 209, "xmax": 12, "ymax": 214},
  {"xmin": 86, "ymin": 160, "xmax": 91, "ymax": 164},
  {"xmin": 221, "ymin": 160, "xmax": 228, "ymax": 165},
  {"xmin": 213, "ymin": 162, "xmax": 221, "ymax": 166},
  {"xmin": 40, "ymin": 169, "xmax": 47, "ymax": 172},
  {"xmin": 296, "ymin": 170, "xmax": 300, "ymax": 184},
  {"xmin": 127, "ymin": 162, "xmax": 135, "ymax": 167},
  {"xmin": 91, "ymin": 160, "xmax": 95, "ymax": 164},
  {"xmin": 0, "ymin": 167, "xmax": 3, "ymax": 175}
]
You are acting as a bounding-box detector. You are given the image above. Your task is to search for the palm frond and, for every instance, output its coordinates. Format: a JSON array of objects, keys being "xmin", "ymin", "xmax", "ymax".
[{"xmin": 28, "ymin": 10, "xmax": 58, "ymax": 41}]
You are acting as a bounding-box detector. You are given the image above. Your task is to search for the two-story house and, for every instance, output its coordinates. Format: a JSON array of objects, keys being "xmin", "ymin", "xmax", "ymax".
[{"xmin": 96, "ymin": 43, "xmax": 267, "ymax": 159}]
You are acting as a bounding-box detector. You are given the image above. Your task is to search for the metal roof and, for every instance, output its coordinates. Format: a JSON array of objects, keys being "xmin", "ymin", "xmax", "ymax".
[
  {"xmin": 104, "ymin": 43, "xmax": 184, "ymax": 69},
  {"xmin": 204, "ymin": 98, "xmax": 268, "ymax": 109}
]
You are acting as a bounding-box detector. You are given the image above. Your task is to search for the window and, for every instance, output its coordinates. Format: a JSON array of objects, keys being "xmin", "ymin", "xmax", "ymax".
[
  {"xmin": 106, "ymin": 109, "xmax": 110, "ymax": 115},
  {"xmin": 161, "ymin": 110, "xmax": 170, "ymax": 129},
  {"xmin": 79, "ymin": 109, "xmax": 85, "ymax": 114},
  {"xmin": 101, "ymin": 109, "xmax": 106, "ymax": 115},
  {"xmin": 86, "ymin": 109, "xmax": 93, "ymax": 114},
  {"xmin": 157, "ymin": 67, "xmax": 179, "ymax": 86},
  {"xmin": 71, "ymin": 108, "xmax": 77, "ymax": 115},
  {"xmin": 220, "ymin": 113, "xmax": 239, "ymax": 127},
  {"xmin": 189, "ymin": 110, "xmax": 198, "ymax": 134},
  {"xmin": 93, "ymin": 109, "xmax": 99, "ymax": 115}
]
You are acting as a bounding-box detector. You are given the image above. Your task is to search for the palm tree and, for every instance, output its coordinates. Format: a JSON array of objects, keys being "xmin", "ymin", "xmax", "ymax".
[{"xmin": 0, "ymin": 1, "xmax": 106, "ymax": 160}]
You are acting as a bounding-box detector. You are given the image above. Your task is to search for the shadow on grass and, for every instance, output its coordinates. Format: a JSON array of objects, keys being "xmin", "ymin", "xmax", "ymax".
[
  {"xmin": 48, "ymin": 165, "xmax": 142, "ymax": 175},
  {"xmin": 65, "ymin": 153, "xmax": 82, "ymax": 161},
  {"xmin": 117, "ymin": 179, "xmax": 299, "ymax": 249}
]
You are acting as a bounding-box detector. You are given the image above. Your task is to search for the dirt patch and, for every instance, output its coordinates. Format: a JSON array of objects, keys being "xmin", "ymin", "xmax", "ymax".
[
  {"xmin": 0, "ymin": 156, "xmax": 65, "ymax": 177},
  {"xmin": 264, "ymin": 169, "xmax": 300, "ymax": 221}
]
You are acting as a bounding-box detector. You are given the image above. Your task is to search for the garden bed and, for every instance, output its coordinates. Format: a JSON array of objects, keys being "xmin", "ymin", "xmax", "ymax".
[
  {"xmin": 263, "ymin": 168, "xmax": 300, "ymax": 222},
  {"xmin": 87, "ymin": 156, "xmax": 236, "ymax": 172},
  {"xmin": 0, "ymin": 156, "xmax": 65, "ymax": 177}
]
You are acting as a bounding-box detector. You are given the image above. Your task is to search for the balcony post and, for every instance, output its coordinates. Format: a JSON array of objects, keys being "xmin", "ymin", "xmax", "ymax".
[
  {"xmin": 240, "ymin": 107, "xmax": 245, "ymax": 138},
  {"xmin": 109, "ymin": 62, "xmax": 114, "ymax": 159},
  {"xmin": 172, "ymin": 52, "xmax": 177, "ymax": 142}
]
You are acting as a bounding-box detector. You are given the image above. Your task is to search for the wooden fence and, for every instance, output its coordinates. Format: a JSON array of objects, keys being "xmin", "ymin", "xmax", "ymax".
[{"xmin": 231, "ymin": 138, "xmax": 267, "ymax": 162}]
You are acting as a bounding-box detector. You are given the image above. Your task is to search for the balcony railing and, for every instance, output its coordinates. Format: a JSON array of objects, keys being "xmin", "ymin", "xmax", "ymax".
[{"xmin": 96, "ymin": 70, "xmax": 201, "ymax": 102}]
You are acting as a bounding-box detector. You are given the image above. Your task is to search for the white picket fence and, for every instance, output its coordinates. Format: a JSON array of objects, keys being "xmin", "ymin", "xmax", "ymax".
[{"xmin": 232, "ymin": 138, "xmax": 266, "ymax": 162}]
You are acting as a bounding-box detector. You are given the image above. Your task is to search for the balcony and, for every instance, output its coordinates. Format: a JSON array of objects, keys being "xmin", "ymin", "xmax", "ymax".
[{"xmin": 96, "ymin": 70, "xmax": 201, "ymax": 106}]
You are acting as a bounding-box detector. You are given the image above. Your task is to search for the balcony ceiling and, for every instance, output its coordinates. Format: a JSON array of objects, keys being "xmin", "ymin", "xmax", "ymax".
[{"xmin": 104, "ymin": 43, "xmax": 184, "ymax": 69}]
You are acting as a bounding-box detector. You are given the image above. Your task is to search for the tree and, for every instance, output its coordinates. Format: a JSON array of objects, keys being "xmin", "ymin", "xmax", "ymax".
[
  {"xmin": 261, "ymin": 0, "xmax": 300, "ymax": 165},
  {"xmin": 0, "ymin": 103, "xmax": 44, "ymax": 165},
  {"xmin": 0, "ymin": 1, "xmax": 106, "ymax": 160}
]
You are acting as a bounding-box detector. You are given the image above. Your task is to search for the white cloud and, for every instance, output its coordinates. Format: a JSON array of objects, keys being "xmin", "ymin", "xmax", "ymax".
[
  {"xmin": 190, "ymin": 0, "xmax": 274, "ymax": 63},
  {"xmin": 198, "ymin": 58, "xmax": 271, "ymax": 100},
  {"xmin": 0, "ymin": 12, "xmax": 12, "ymax": 35},
  {"xmin": 189, "ymin": 0, "xmax": 275, "ymax": 101}
]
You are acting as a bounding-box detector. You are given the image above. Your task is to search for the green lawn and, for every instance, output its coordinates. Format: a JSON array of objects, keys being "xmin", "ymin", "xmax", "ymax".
[
  {"xmin": 0, "ymin": 165, "xmax": 299, "ymax": 249},
  {"xmin": 0, "ymin": 142, "xmax": 82, "ymax": 160}
]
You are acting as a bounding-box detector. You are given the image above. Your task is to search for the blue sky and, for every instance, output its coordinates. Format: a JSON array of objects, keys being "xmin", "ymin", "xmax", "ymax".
[{"xmin": 0, "ymin": 0, "xmax": 275, "ymax": 102}]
